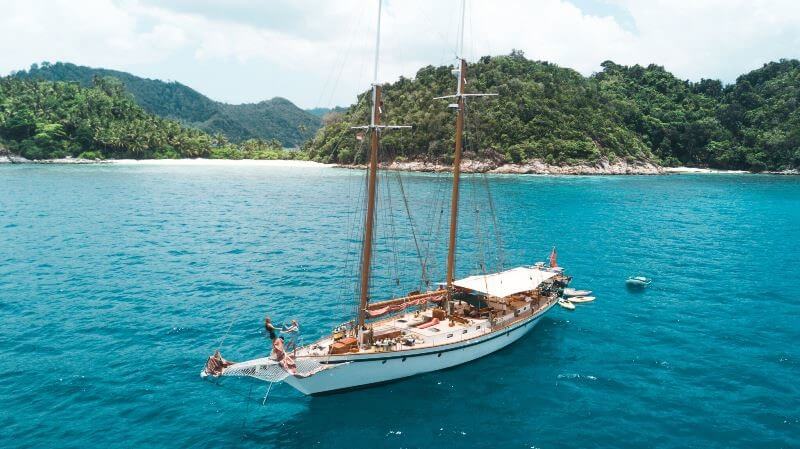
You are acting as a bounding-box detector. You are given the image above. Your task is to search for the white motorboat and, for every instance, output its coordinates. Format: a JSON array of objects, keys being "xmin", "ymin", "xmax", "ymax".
[
  {"xmin": 626, "ymin": 276, "xmax": 652, "ymax": 288},
  {"xmin": 568, "ymin": 296, "xmax": 595, "ymax": 303},
  {"xmin": 558, "ymin": 299, "xmax": 576, "ymax": 310},
  {"xmin": 563, "ymin": 288, "xmax": 592, "ymax": 297}
]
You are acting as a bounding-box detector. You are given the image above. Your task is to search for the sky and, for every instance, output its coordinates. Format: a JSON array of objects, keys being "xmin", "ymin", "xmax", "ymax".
[{"xmin": 1, "ymin": 0, "xmax": 799, "ymax": 109}]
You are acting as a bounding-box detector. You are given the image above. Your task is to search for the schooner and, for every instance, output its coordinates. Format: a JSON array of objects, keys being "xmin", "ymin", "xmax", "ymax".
[{"xmin": 202, "ymin": 0, "xmax": 572, "ymax": 395}]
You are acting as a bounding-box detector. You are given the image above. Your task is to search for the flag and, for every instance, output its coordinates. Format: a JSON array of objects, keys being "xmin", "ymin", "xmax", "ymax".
[
  {"xmin": 549, "ymin": 247, "xmax": 558, "ymax": 268},
  {"xmin": 356, "ymin": 132, "xmax": 364, "ymax": 141}
]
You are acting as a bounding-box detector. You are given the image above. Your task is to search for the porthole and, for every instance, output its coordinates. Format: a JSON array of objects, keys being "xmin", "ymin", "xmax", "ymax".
[
  {"xmin": 437, "ymin": 353, "xmax": 442, "ymax": 357},
  {"xmin": 462, "ymin": 329, "xmax": 468, "ymax": 334},
  {"xmin": 382, "ymin": 360, "xmax": 387, "ymax": 364},
  {"xmin": 447, "ymin": 333, "xmax": 453, "ymax": 338},
  {"xmin": 402, "ymin": 357, "xmax": 407, "ymax": 362}
]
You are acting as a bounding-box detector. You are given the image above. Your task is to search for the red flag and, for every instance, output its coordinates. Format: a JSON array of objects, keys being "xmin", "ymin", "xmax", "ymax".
[{"xmin": 549, "ymin": 247, "xmax": 558, "ymax": 268}]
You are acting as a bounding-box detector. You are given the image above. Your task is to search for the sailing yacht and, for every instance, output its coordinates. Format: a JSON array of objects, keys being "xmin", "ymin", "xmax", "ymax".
[{"xmin": 202, "ymin": 0, "xmax": 572, "ymax": 395}]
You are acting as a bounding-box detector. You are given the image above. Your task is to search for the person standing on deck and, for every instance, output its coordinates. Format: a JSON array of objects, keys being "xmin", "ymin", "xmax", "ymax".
[
  {"xmin": 282, "ymin": 319, "xmax": 300, "ymax": 355},
  {"xmin": 265, "ymin": 316, "xmax": 278, "ymax": 359},
  {"xmin": 264, "ymin": 316, "xmax": 277, "ymax": 341}
]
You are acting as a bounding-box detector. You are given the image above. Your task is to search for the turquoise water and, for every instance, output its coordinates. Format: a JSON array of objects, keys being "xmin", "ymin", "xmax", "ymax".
[{"xmin": 1, "ymin": 165, "xmax": 799, "ymax": 449}]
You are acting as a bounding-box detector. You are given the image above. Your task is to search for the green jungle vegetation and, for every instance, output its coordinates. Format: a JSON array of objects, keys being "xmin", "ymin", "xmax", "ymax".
[
  {"xmin": 12, "ymin": 62, "xmax": 321, "ymax": 147},
  {"xmin": 305, "ymin": 106, "xmax": 349, "ymax": 118},
  {"xmin": 306, "ymin": 52, "xmax": 800, "ymax": 172},
  {"xmin": 0, "ymin": 76, "xmax": 304, "ymax": 160},
  {"xmin": 2, "ymin": 55, "xmax": 798, "ymax": 171}
]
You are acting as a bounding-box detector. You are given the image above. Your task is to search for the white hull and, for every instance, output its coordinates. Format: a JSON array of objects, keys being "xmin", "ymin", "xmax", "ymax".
[{"xmin": 284, "ymin": 306, "xmax": 552, "ymax": 395}]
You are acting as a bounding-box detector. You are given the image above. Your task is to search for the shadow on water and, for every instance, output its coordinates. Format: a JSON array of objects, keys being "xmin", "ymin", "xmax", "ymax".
[{"xmin": 625, "ymin": 283, "xmax": 650, "ymax": 294}]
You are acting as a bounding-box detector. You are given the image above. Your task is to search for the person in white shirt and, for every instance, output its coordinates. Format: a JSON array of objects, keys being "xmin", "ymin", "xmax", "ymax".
[{"xmin": 282, "ymin": 319, "xmax": 300, "ymax": 354}]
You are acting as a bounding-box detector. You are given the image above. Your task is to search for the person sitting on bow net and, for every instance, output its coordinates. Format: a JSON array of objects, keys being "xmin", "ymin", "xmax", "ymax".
[
  {"xmin": 204, "ymin": 350, "xmax": 234, "ymax": 377},
  {"xmin": 270, "ymin": 335, "xmax": 298, "ymax": 375}
]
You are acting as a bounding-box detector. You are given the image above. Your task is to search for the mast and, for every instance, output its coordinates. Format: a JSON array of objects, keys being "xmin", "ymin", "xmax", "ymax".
[
  {"xmin": 357, "ymin": 0, "xmax": 383, "ymax": 330},
  {"xmin": 357, "ymin": 85, "xmax": 382, "ymax": 329},
  {"xmin": 445, "ymin": 0, "xmax": 468, "ymax": 303},
  {"xmin": 445, "ymin": 58, "xmax": 466, "ymax": 294},
  {"xmin": 442, "ymin": 0, "xmax": 496, "ymax": 309}
]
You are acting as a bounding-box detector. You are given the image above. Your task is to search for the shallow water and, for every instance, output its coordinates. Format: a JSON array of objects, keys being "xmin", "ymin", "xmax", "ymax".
[{"xmin": 1, "ymin": 165, "xmax": 798, "ymax": 449}]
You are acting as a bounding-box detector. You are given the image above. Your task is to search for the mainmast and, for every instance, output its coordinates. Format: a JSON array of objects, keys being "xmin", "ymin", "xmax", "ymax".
[
  {"xmin": 355, "ymin": 0, "xmax": 410, "ymax": 330},
  {"xmin": 441, "ymin": 0, "xmax": 495, "ymax": 309},
  {"xmin": 356, "ymin": 0, "xmax": 383, "ymax": 331}
]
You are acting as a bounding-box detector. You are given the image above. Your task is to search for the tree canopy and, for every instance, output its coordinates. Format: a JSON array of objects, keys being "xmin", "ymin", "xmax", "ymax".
[
  {"xmin": 0, "ymin": 76, "xmax": 302, "ymax": 160},
  {"xmin": 13, "ymin": 62, "xmax": 321, "ymax": 147},
  {"xmin": 4, "ymin": 57, "xmax": 799, "ymax": 171},
  {"xmin": 306, "ymin": 54, "xmax": 800, "ymax": 171}
]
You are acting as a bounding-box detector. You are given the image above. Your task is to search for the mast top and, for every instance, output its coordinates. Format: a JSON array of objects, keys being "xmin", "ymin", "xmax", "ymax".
[
  {"xmin": 433, "ymin": 0, "xmax": 497, "ymax": 102},
  {"xmin": 458, "ymin": 0, "xmax": 466, "ymax": 61},
  {"xmin": 372, "ymin": 0, "xmax": 382, "ymax": 86}
]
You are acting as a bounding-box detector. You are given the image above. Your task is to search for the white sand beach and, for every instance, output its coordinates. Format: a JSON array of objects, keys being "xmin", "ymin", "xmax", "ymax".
[
  {"xmin": 1, "ymin": 156, "xmax": 332, "ymax": 167},
  {"xmin": 664, "ymin": 166, "xmax": 749, "ymax": 174},
  {"xmin": 110, "ymin": 158, "xmax": 332, "ymax": 167}
]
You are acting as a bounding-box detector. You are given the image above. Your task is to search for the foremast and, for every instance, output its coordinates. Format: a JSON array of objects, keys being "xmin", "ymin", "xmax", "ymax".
[
  {"xmin": 445, "ymin": 57, "xmax": 467, "ymax": 298},
  {"xmin": 357, "ymin": 84, "xmax": 382, "ymax": 330},
  {"xmin": 355, "ymin": 0, "xmax": 410, "ymax": 330}
]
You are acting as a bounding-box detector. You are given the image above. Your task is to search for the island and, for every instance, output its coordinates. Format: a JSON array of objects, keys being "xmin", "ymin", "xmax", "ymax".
[{"xmin": 2, "ymin": 55, "xmax": 799, "ymax": 174}]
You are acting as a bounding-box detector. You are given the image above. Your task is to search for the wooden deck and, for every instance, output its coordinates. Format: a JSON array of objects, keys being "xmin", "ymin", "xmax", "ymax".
[{"xmin": 296, "ymin": 291, "xmax": 559, "ymax": 359}]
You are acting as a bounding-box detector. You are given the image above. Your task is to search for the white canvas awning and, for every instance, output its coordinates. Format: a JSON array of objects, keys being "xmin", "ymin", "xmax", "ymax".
[{"xmin": 452, "ymin": 267, "xmax": 557, "ymax": 298}]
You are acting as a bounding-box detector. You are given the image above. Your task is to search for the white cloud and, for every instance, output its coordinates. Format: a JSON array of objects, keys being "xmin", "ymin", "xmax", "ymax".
[
  {"xmin": 0, "ymin": 0, "xmax": 183, "ymax": 67},
  {"xmin": 614, "ymin": 0, "xmax": 800, "ymax": 80},
  {"xmin": 1, "ymin": 0, "xmax": 799, "ymax": 108}
]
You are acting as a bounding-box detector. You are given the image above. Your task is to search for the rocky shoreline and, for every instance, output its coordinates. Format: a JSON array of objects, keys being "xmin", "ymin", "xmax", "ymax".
[
  {"xmin": 338, "ymin": 158, "xmax": 800, "ymax": 175},
  {"xmin": 340, "ymin": 158, "xmax": 665, "ymax": 175},
  {"xmin": 0, "ymin": 154, "xmax": 104, "ymax": 164}
]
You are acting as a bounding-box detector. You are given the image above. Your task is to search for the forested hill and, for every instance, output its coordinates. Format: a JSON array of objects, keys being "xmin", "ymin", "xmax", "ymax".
[
  {"xmin": 306, "ymin": 53, "xmax": 800, "ymax": 172},
  {"xmin": 11, "ymin": 62, "xmax": 321, "ymax": 147},
  {"xmin": 305, "ymin": 106, "xmax": 348, "ymax": 117},
  {"xmin": 0, "ymin": 76, "xmax": 305, "ymax": 160}
]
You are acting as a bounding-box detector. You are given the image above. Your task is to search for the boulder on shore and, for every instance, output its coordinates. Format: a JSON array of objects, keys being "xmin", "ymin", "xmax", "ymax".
[{"xmin": 0, "ymin": 148, "xmax": 31, "ymax": 164}]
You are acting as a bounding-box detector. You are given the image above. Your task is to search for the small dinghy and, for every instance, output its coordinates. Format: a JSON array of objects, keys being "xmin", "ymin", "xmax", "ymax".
[
  {"xmin": 568, "ymin": 296, "xmax": 595, "ymax": 303},
  {"xmin": 563, "ymin": 288, "xmax": 592, "ymax": 297},
  {"xmin": 626, "ymin": 276, "xmax": 652, "ymax": 288},
  {"xmin": 558, "ymin": 299, "xmax": 575, "ymax": 310}
]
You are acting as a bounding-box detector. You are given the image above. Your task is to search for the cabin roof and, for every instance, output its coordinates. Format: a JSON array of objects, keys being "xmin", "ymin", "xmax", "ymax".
[{"xmin": 453, "ymin": 266, "xmax": 557, "ymax": 298}]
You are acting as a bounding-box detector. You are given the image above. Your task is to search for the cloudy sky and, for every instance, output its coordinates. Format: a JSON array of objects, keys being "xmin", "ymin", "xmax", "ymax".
[{"xmin": 2, "ymin": 0, "xmax": 799, "ymax": 109}]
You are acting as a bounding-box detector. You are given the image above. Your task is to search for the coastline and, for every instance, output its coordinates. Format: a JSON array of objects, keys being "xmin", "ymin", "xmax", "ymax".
[
  {"xmin": 338, "ymin": 158, "xmax": 664, "ymax": 175},
  {"xmin": 0, "ymin": 155, "xmax": 332, "ymax": 168},
  {"xmin": 338, "ymin": 159, "xmax": 798, "ymax": 175},
  {"xmin": 1, "ymin": 155, "xmax": 797, "ymax": 175},
  {"xmin": 663, "ymin": 166, "xmax": 749, "ymax": 174},
  {"xmin": 111, "ymin": 159, "xmax": 331, "ymax": 167}
]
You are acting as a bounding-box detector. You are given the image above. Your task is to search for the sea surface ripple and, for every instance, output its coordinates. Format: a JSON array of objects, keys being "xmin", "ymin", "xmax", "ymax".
[{"xmin": 1, "ymin": 165, "xmax": 798, "ymax": 449}]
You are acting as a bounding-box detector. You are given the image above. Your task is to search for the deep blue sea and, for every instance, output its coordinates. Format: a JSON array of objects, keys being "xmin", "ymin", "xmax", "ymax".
[{"xmin": 1, "ymin": 164, "xmax": 798, "ymax": 449}]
